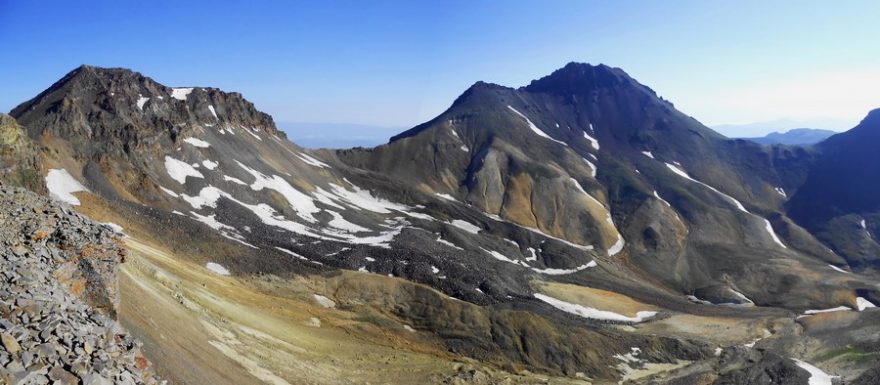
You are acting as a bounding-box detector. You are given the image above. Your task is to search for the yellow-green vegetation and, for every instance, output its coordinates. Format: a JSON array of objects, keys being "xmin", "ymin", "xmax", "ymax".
[
  {"xmin": 816, "ymin": 346, "xmax": 877, "ymax": 364},
  {"xmin": 0, "ymin": 114, "xmax": 42, "ymax": 191}
]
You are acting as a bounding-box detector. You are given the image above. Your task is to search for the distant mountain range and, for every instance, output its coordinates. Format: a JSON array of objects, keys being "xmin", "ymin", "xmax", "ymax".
[
  {"xmin": 3, "ymin": 63, "xmax": 880, "ymax": 384},
  {"xmin": 278, "ymin": 121, "xmax": 403, "ymax": 148},
  {"xmin": 741, "ymin": 128, "xmax": 837, "ymax": 145},
  {"xmin": 714, "ymin": 117, "xmax": 851, "ymax": 138}
]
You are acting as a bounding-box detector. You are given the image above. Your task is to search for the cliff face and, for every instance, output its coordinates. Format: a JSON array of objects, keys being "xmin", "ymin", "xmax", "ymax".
[
  {"xmin": 0, "ymin": 114, "xmax": 42, "ymax": 192},
  {"xmin": 0, "ymin": 184, "xmax": 160, "ymax": 384}
]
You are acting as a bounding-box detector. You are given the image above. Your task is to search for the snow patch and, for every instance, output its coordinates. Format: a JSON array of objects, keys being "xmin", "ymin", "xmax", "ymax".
[
  {"xmin": 506, "ymin": 105, "xmax": 568, "ymax": 146},
  {"xmin": 208, "ymin": 105, "xmax": 218, "ymax": 119},
  {"xmin": 581, "ymin": 158, "xmax": 597, "ymax": 178},
  {"xmin": 202, "ymin": 159, "xmax": 219, "ymax": 170},
  {"xmin": 480, "ymin": 211, "xmax": 594, "ymax": 251},
  {"xmin": 531, "ymin": 260, "xmax": 596, "ymax": 275},
  {"xmin": 435, "ymin": 235, "xmax": 464, "ymax": 250},
  {"xmin": 136, "ymin": 95, "xmax": 149, "ymax": 110},
  {"xmin": 775, "ymin": 187, "xmax": 787, "ymax": 198},
  {"xmin": 159, "ymin": 186, "xmax": 179, "ymax": 198},
  {"xmin": 828, "ymin": 265, "xmax": 849, "ymax": 274},
  {"xmin": 165, "ymin": 156, "xmax": 204, "ymax": 184},
  {"xmin": 762, "ymin": 219, "xmax": 787, "ymax": 248},
  {"xmin": 275, "ymin": 246, "xmax": 318, "ymax": 263},
  {"xmin": 857, "ymin": 297, "xmax": 876, "ymax": 311},
  {"xmin": 170, "ymin": 88, "xmax": 193, "ymax": 101},
  {"xmin": 653, "ymin": 190, "xmax": 672, "ymax": 207},
  {"xmin": 206, "ymin": 262, "xmax": 230, "ymax": 276},
  {"xmin": 791, "ymin": 359, "xmax": 835, "ymax": 385},
  {"xmin": 607, "ymin": 233, "xmax": 626, "ymax": 257},
  {"xmin": 295, "ymin": 153, "xmax": 331, "ymax": 168},
  {"xmin": 242, "ymin": 126, "xmax": 262, "ymax": 141},
  {"xmin": 687, "ymin": 295, "xmax": 714, "ymax": 305},
  {"xmin": 569, "ymin": 178, "xmax": 605, "ymax": 208},
  {"xmin": 223, "ymin": 175, "xmax": 248, "ymax": 185},
  {"xmin": 188, "ymin": 210, "xmax": 257, "ymax": 249},
  {"xmin": 665, "ymin": 163, "xmax": 748, "ymax": 213},
  {"xmin": 804, "ymin": 306, "xmax": 850, "ymax": 315},
  {"xmin": 181, "ymin": 186, "xmax": 224, "ymax": 209},
  {"xmin": 480, "ymin": 247, "xmax": 528, "ymax": 267},
  {"xmin": 183, "ymin": 183, "xmax": 405, "ymax": 248},
  {"xmin": 183, "ymin": 137, "xmax": 211, "ymax": 148},
  {"xmin": 45, "ymin": 169, "xmax": 89, "ymax": 206},
  {"xmin": 641, "ymin": 151, "xmax": 654, "ymax": 159},
  {"xmin": 313, "ymin": 294, "xmax": 336, "ymax": 309},
  {"xmin": 614, "ymin": 347, "xmax": 642, "ymax": 363},
  {"xmin": 534, "ymin": 293, "xmax": 656, "ymax": 323},
  {"xmin": 448, "ymin": 219, "xmax": 481, "ymax": 234},
  {"xmin": 236, "ymin": 161, "xmax": 321, "ymax": 222},
  {"xmin": 326, "ymin": 180, "xmax": 410, "ymax": 214},
  {"xmin": 582, "ymin": 130, "xmax": 600, "ymax": 150},
  {"xmin": 526, "ymin": 247, "xmax": 538, "ymax": 261},
  {"xmin": 435, "ymin": 193, "xmax": 458, "ymax": 202},
  {"xmin": 326, "ymin": 210, "xmax": 370, "ymax": 233},
  {"xmin": 730, "ymin": 289, "xmax": 755, "ymax": 305}
]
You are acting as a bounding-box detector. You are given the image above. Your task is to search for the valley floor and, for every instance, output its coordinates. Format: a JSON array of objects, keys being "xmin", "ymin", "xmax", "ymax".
[{"xmin": 118, "ymin": 237, "xmax": 596, "ymax": 384}]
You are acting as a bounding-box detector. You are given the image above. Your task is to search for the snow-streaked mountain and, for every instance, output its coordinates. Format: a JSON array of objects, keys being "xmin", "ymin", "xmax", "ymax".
[{"xmin": 6, "ymin": 64, "xmax": 880, "ymax": 384}]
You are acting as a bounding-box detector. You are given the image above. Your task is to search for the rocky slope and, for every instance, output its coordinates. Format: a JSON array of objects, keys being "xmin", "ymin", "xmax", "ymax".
[
  {"xmin": 0, "ymin": 183, "xmax": 160, "ymax": 385},
  {"xmin": 5, "ymin": 63, "xmax": 880, "ymax": 384},
  {"xmin": 787, "ymin": 109, "xmax": 880, "ymax": 270},
  {"xmin": 337, "ymin": 62, "xmax": 843, "ymax": 309}
]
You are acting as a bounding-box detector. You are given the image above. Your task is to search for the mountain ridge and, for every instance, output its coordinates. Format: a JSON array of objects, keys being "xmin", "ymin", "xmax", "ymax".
[
  {"xmin": 742, "ymin": 128, "xmax": 837, "ymax": 146},
  {"xmin": 5, "ymin": 62, "xmax": 880, "ymax": 384},
  {"xmin": 11, "ymin": 65, "xmax": 280, "ymax": 145}
]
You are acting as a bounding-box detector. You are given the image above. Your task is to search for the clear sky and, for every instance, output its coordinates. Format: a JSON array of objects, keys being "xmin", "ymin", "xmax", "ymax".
[{"xmin": 2, "ymin": 0, "xmax": 879, "ymax": 138}]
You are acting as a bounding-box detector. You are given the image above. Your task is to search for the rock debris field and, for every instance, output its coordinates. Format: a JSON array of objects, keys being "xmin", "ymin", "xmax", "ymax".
[{"xmin": 0, "ymin": 183, "xmax": 161, "ymax": 385}]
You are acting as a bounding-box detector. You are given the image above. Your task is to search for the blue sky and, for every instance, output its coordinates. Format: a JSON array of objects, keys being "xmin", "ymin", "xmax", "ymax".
[{"xmin": 2, "ymin": 0, "xmax": 879, "ymax": 139}]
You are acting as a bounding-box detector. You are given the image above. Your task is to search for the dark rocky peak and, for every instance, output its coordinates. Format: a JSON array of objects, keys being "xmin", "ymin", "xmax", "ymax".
[
  {"xmin": 819, "ymin": 108, "xmax": 880, "ymax": 150},
  {"xmin": 522, "ymin": 62, "xmax": 657, "ymax": 98},
  {"xmin": 448, "ymin": 81, "xmax": 515, "ymax": 109},
  {"xmin": 845, "ymin": 108, "xmax": 880, "ymax": 135},
  {"xmin": 11, "ymin": 65, "xmax": 280, "ymax": 142}
]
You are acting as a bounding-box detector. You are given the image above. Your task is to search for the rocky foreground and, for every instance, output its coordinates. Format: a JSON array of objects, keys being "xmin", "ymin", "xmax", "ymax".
[{"xmin": 0, "ymin": 184, "xmax": 161, "ymax": 385}]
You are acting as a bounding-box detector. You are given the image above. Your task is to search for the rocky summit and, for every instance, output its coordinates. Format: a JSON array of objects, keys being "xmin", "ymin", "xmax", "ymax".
[
  {"xmin": 1, "ymin": 63, "xmax": 880, "ymax": 385},
  {"xmin": 0, "ymin": 183, "xmax": 160, "ymax": 385}
]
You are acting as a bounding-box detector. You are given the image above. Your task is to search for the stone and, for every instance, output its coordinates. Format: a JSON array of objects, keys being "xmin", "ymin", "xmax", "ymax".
[
  {"xmin": 81, "ymin": 373, "xmax": 113, "ymax": 385},
  {"xmin": 1, "ymin": 332, "xmax": 21, "ymax": 353}
]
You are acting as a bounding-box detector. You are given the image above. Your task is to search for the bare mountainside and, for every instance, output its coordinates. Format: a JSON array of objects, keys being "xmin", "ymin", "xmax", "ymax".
[{"xmin": 4, "ymin": 64, "xmax": 880, "ymax": 384}]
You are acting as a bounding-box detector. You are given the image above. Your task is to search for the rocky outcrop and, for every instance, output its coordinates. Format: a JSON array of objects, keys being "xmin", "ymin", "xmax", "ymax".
[
  {"xmin": 0, "ymin": 184, "xmax": 160, "ymax": 384},
  {"xmin": 10, "ymin": 65, "xmax": 280, "ymax": 160},
  {"xmin": 0, "ymin": 114, "xmax": 42, "ymax": 192}
]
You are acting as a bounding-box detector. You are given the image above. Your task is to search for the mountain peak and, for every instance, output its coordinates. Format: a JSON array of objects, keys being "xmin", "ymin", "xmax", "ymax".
[
  {"xmin": 823, "ymin": 107, "xmax": 880, "ymax": 145},
  {"xmin": 11, "ymin": 65, "xmax": 279, "ymax": 146},
  {"xmin": 522, "ymin": 62, "xmax": 643, "ymax": 95},
  {"xmin": 859, "ymin": 107, "xmax": 880, "ymax": 127},
  {"xmin": 58, "ymin": 64, "xmax": 149, "ymax": 87}
]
